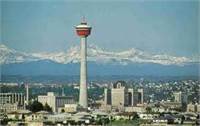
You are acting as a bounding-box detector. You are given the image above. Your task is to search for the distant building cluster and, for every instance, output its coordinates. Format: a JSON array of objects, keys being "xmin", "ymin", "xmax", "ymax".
[
  {"xmin": 1, "ymin": 80, "xmax": 200, "ymax": 126},
  {"xmin": 103, "ymin": 81, "xmax": 144, "ymax": 111}
]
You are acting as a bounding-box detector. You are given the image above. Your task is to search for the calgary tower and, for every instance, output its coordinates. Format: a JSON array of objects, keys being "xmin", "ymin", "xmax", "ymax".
[{"xmin": 75, "ymin": 18, "xmax": 91, "ymax": 108}]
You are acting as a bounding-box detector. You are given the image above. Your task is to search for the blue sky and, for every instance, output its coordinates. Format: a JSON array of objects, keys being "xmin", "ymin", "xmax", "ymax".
[{"xmin": 1, "ymin": 0, "xmax": 199, "ymax": 57}]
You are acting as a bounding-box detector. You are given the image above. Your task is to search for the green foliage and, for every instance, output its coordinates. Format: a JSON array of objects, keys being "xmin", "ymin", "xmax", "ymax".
[
  {"xmin": 22, "ymin": 114, "xmax": 25, "ymax": 120},
  {"xmin": 88, "ymin": 87, "xmax": 104, "ymax": 100},
  {"xmin": 132, "ymin": 113, "xmax": 139, "ymax": 120},
  {"xmin": 0, "ymin": 114, "xmax": 9, "ymax": 125},
  {"xmin": 28, "ymin": 101, "xmax": 52, "ymax": 113},
  {"xmin": 0, "ymin": 118, "xmax": 9, "ymax": 125},
  {"xmin": 96, "ymin": 117, "xmax": 110, "ymax": 125},
  {"xmin": 43, "ymin": 103, "xmax": 52, "ymax": 112},
  {"xmin": 109, "ymin": 119, "xmax": 140, "ymax": 126},
  {"xmin": 181, "ymin": 103, "xmax": 187, "ymax": 112},
  {"xmin": 28, "ymin": 101, "xmax": 43, "ymax": 112},
  {"xmin": 146, "ymin": 107, "xmax": 152, "ymax": 113},
  {"xmin": 61, "ymin": 109, "xmax": 65, "ymax": 113}
]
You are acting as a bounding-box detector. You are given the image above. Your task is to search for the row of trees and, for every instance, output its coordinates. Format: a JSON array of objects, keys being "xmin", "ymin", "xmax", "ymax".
[{"xmin": 27, "ymin": 101, "xmax": 52, "ymax": 113}]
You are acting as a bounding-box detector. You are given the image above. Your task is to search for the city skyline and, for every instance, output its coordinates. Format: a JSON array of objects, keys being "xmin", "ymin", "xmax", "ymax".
[
  {"xmin": 1, "ymin": 1, "xmax": 200, "ymax": 125},
  {"xmin": 1, "ymin": 1, "xmax": 199, "ymax": 57}
]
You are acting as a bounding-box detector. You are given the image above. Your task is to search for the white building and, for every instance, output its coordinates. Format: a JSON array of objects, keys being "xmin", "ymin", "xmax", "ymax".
[
  {"xmin": 0, "ymin": 103, "xmax": 18, "ymax": 113},
  {"xmin": 137, "ymin": 89, "xmax": 144, "ymax": 105},
  {"xmin": 173, "ymin": 91, "xmax": 187, "ymax": 104},
  {"xmin": 0, "ymin": 93, "xmax": 25, "ymax": 112},
  {"xmin": 111, "ymin": 82, "xmax": 127, "ymax": 107},
  {"xmin": 174, "ymin": 92, "xmax": 182, "ymax": 103},
  {"xmin": 187, "ymin": 103, "xmax": 200, "ymax": 113},
  {"xmin": 58, "ymin": 104, "xmax": 78, "ymax": 113},
  {"xmin": 125, "ymin": 106, "xmax": 146, "ymax": 113},
  {"xmin": 38, "ymin": 92, "xmax": 75, "ymax": 112}
]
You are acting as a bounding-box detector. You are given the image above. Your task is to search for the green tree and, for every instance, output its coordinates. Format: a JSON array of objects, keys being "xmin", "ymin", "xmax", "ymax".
[
  {"xmin": 146, "ymin": 107, "xmax": 152, "ymax": 113},
  {"xmin": 28, "ymin": 101, "xmax": 43, "ymax": 113},
  {"xmin": 43, "ymin": 103, "xmax": 52, "ymax": 112},
  {"xmin": 61, "ymin": 109, "xmax": 65, "ymax": 113},
  {"xmin": 22, "ymin": 114, "xmax": 25, "ymax": 121},
  {"xmin": 181, "ymin": 115, "xmax": 185, "ymax": 124},
  {"xmin": 132, "ymin": 113, "xmax": 139, "ymax": 120}
]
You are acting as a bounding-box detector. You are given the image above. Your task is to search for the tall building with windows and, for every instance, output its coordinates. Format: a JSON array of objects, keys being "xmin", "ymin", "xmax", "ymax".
[
  {"xmin": 104, "ymin": 88, "xmax": 111, "ymax": 105},
  {"xmin": 174, "ymin": 92, "xmax": 182, "ymax": 103},
  {"xmin": 25, "ymin": 84, "xmax": 29, "ymax": 105},
  {"xmin": 111, "ymin": 81, "xmax": 127, "ymax": 107},
  {"xmin": 138, "ymin": 89, "xmax": 144, "ymax": 105},
  {"xmin": 173, "ymin": 91, "xmax": 187, "ymax": 104}
]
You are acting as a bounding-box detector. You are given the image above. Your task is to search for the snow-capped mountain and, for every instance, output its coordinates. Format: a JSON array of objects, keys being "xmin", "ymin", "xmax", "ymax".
[
  {"xmin": 0, "ymin": 44, "xmax": 196, "ymax": 65},
  {"xmin": 0, "ymin": 44, "xmax": 39, "ymax": 64}
]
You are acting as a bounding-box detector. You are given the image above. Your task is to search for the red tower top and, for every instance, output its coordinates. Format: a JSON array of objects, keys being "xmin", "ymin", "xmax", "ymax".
[{"xmin": 76, "ymin": 18, "xmax": 92, "ymax": 37}]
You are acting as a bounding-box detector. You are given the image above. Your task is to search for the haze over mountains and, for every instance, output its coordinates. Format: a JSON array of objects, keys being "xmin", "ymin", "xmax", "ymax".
[{"xmin": 0, "ymin": 44, "xmax": 199, "ymax": 76}]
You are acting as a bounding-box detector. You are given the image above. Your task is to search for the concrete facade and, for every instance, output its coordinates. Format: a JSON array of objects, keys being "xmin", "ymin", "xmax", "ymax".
[
  {"xmin": 38, "ymin": 92, "xmax": 75, "ymax": 112},
  {"xmin": 79, "ymin": 37, "xmax": 88, "ymax": 108},
  {"xmin": 0, "ymin": 93, "xmax": 25, "ymax": 112},
  {"xmin": 75, "ymin": 20, "xmax": 91, "ymax": 109}
]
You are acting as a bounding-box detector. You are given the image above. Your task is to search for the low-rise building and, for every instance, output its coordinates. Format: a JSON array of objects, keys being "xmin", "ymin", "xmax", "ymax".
[
  {"xmin": 0, "ymin": 93, "xmax": 25, "ymax": 113},
  {"xmin": 187, "ymin": 103, "xmax": 200, "ymax": 113},
  {"xmin": 38, "ymin": 92, "xmax": 75, "ymax": 112},
  {"xmin": 187, "ymin": 103, "xmax": 196, "ymax": 112},
  {"xmin": 139, "ymin": 113, "xmax": 159, "ymax": 120},
  {"xmin": 125, "ymin": 106, "xmax": 146, "ymax": 113},
  {"xmin": 58, "ymin": 104, "xmax": 78, "ymax": 113}
]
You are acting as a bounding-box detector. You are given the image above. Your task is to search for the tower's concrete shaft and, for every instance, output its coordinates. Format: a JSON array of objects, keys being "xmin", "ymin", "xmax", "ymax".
[
  {"xmin": 26, "ymin": 84, "xmax": 29, "ymax": 105},
  {"xmin": 79, "ymin": 37, "xmax": 88, "ymax": 108},
  {"xmin": 76, "ymin": 19, "xmax": 91, "ymax": 109}
]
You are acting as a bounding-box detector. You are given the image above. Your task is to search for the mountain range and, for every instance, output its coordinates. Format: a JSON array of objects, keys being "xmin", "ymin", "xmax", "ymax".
[{"xmin": 0, "ymin": 44, "xmax": 199, "ymax": 76}]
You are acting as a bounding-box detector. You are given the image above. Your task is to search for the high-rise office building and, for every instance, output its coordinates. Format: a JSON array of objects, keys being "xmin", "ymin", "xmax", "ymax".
[
  {"xmin": 111, "ymin": 82, "xmax": 127, "ymax": 107},
  {"xmin": 26, "ymin": 84, "xmax": 29, "ymax": 105},
  {"xmin": 138, "ymin": 89, "xmax": 144, "ymax": 105},
  {"xmin": 104, "ymin": 88, "xmax": 111, "ymax": 105},
  {"xmin": 174, "ymin": 91, "xmax": 187, "ymax": 104}
]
